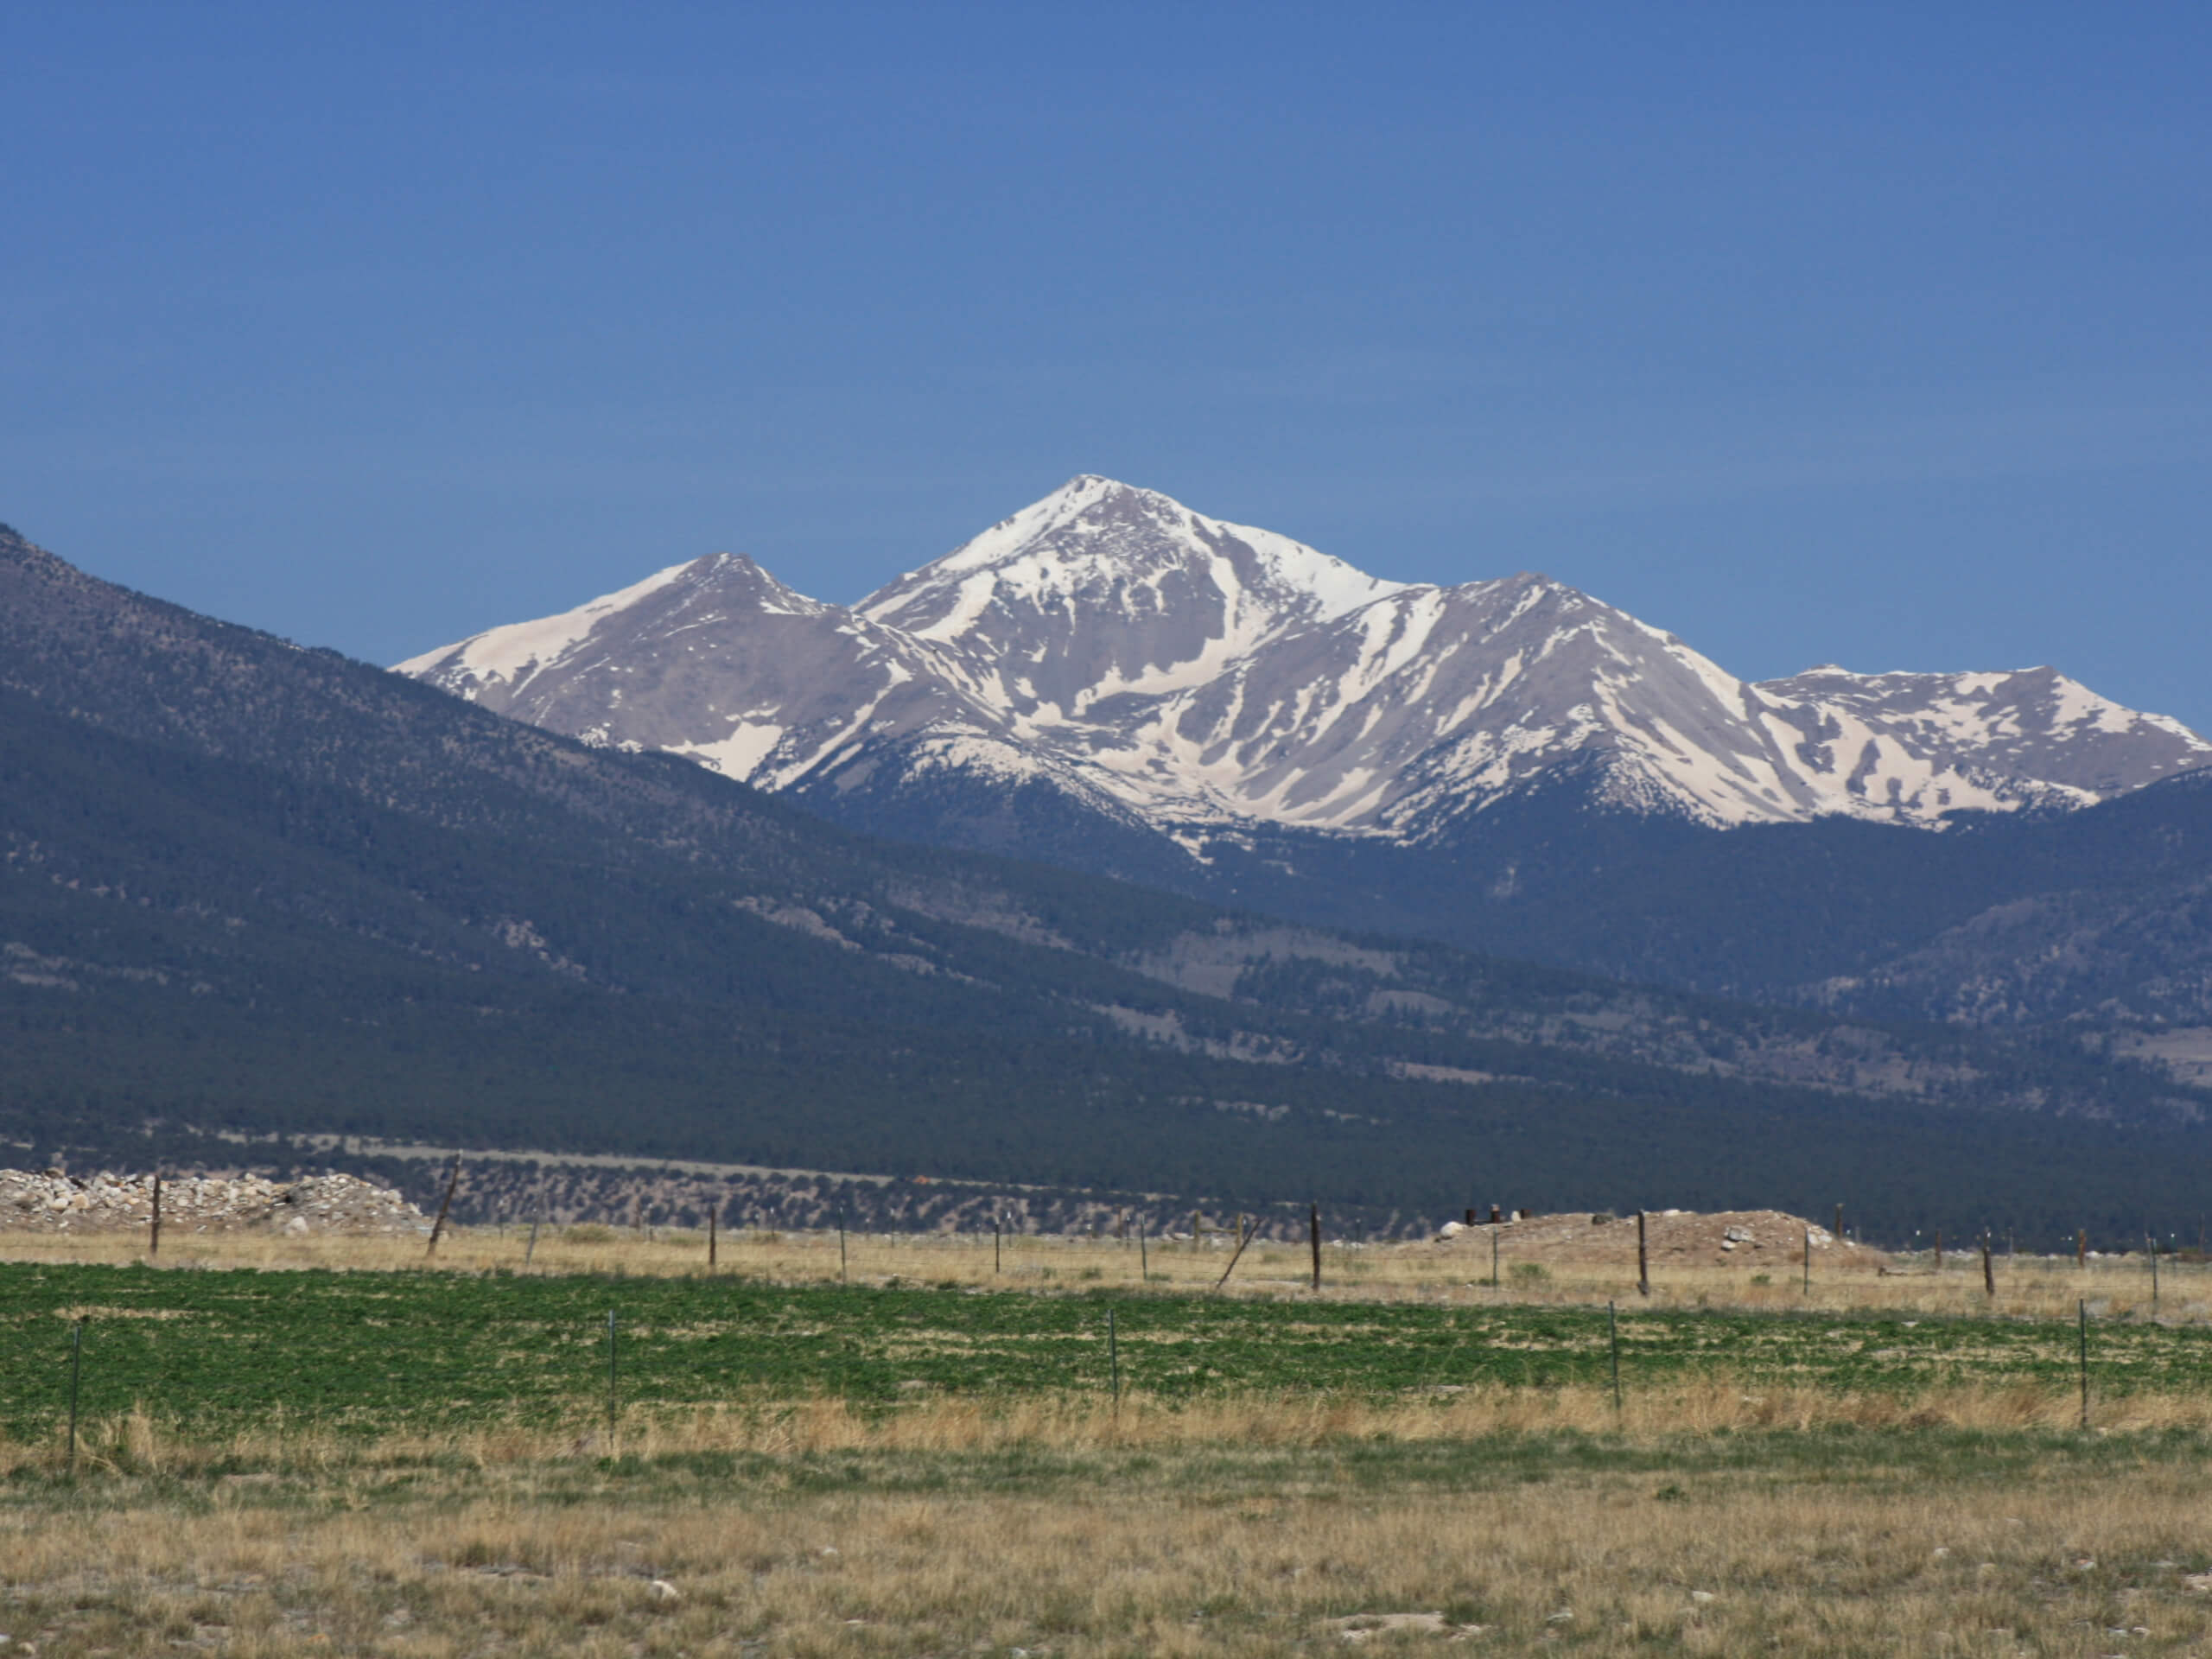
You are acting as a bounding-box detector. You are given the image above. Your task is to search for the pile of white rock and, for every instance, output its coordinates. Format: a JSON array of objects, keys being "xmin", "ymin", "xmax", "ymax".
[{"xmin": 0, "ymin": 1168, "xmax": 429, "ymax": 1235}]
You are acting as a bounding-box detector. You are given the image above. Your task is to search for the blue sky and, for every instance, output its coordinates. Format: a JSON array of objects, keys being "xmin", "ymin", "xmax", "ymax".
[{"xmin": 8, "ymin": 3, "xmax": 2209, "ymax": 728}]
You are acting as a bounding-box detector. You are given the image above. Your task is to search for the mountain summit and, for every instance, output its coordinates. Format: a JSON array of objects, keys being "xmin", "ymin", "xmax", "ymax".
[
  {"xmin": 398, "ymin": 479, "xmax": 2212, "ymax": 861},
  {"xmin": 857, "ymin": 475, "xmax": 1404, "ymax": 716}
]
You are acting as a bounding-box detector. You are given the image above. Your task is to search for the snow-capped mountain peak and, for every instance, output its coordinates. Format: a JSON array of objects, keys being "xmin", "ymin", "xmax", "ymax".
[
  {"xmin": 880, "ymin": 475, "xmax": 1392, "ymax": 614},
  {"xmin": 857, "ymin": 476, "xmax": 1406, "ymax": 716}
]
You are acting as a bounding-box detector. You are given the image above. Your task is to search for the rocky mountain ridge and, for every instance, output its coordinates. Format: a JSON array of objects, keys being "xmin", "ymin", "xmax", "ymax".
[{"xmin": 398, "ymin": 477, "xmax": 2212, "ymax": 857}]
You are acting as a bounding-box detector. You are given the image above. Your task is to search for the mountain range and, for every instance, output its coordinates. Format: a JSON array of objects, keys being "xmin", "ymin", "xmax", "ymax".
[
  {"xmin": 400, "ymin": 476, "xmax": 2210, "ymax": 845},
  {"xmin": 7, "ymin": 515, "xmax": 2211, "ymax": 1240},
  {"xmin": 396, "ymin": 477, "xmax": 2212, "ymax": 1024}
]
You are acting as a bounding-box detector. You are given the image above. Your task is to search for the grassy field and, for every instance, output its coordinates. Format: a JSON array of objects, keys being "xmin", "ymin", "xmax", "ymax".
[
  {"xmin": 7, "ymin": 1251, "xmax": 2212, "ymax": 1446},
  {"xmin": 9, "ymin": 1234, "xmax": 2212, "ymax": 1655}
]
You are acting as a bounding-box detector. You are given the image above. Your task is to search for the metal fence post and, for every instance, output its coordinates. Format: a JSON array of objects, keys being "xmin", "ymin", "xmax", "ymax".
[
  {"xmin": 1108, "ymin": 1307, "xmax": 1120, "ymax": 1408},
  {"xmin": 1608, "ymin": 1300, "xmax": 1621, "ymax": 1414},
  {"xmin": 2078, "ymin": 1300, "xmax": 2090, "ymax": 1432},
  {"xmin": 67, "ymin": 1319, "xmax": 84, "ymax": 1475}
]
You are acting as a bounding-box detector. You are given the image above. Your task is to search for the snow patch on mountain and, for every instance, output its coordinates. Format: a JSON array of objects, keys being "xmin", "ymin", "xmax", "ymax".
[
  {"xmin": 395, "ymin": 561, "xmax": 695, "ymax": 694},
  {"xmin": 665, "ymin": 721, "xmax": 789, "ymax": 780}
]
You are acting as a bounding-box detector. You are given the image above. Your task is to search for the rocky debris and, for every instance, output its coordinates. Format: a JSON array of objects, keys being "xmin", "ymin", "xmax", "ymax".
[
  {"xmin": 0, "ymin": 1169, "xmax": 429, "ymax": 1236},
  {"xmin": 1427, "ymin": 1207, "xmax": 1891, "ymax": 1271},
  {"xmin": 1332, "ymin": 1611, "xmax": 1484, "ymax": 1643}
]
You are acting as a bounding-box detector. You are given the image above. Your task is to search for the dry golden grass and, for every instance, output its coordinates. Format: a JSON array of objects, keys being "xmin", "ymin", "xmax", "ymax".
[
  {"xmin": 4, "ymin": 1220, "xmax": 2196, "ymax": 1325},
  {"xmin": 7, "ymin": 1397, "xmax": 2212, "ymax": 1656},
  {"xmin": 16, "ymin": 1371, "xmax": 2212, "ymax": 1485}
]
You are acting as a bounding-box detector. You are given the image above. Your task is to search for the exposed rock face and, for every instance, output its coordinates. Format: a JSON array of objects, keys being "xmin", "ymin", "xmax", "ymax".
[{"xmin": 0, "ymin": 1170, "xmax": 429, "ymax": 1235}]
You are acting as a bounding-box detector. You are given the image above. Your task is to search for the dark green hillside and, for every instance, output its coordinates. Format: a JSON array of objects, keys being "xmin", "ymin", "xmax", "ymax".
[
  {"xmin": 1112, "ymin": 771, "xmax": 2212, "ymax": 1015},
  {"xmin": 1446, "ymin": 772, "xmax": 2212, "ymax": 1006}
]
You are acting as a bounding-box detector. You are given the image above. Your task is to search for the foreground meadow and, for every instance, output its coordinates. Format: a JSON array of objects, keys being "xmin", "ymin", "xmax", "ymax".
[
  {"xmin": 10, "ymin": 1419, "xmax": 2212, "ymax": 1656},
  {"xmin": 9, "ymin": 1234, "xmax": 2212, "ymax": 1654}
]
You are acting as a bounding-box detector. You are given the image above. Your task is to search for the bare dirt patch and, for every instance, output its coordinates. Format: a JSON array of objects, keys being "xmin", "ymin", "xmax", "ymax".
[{"xmin": 1426, "ymin": 1208, "xmax": 1891, "ymax": 1272}]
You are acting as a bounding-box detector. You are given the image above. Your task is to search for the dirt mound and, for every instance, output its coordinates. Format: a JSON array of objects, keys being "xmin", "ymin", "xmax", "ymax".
[
  {"xmin": 0, "ymin": 1169, "xmax": 429, "ymax": 1236},
  {"xmin": 1427, "ymin": 1208, "xmax": 1891, "ymax": 1272}
]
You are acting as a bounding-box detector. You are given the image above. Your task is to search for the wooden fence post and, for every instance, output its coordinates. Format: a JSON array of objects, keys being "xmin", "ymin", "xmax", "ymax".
[
  {"xmin": 149, "ymin": 1170, "xmax": 162, "ymax": 1260},
  {"xmin": 2077, "ymin": 1228, "xmax": 2088, "ymax": 1269},
  {"xmin": 1214, "ymin": 1220, "xmax": 1257, "ymax": 1291},
  {"xmin": 1934, "ymin": 1229, "xmax": 1943, "ymax": 1271},
  {"xmin": 1309, "ymin": 1203, "xmax": 1322, "ymax": 1292},
  {"xmin": 1637, "ymin": 1211, "xmax": 1650, "ymax": 1298},
  {"xmin": 1981, "ymin": 1233, "xmax": 1994, "ymax": 1299},
  {"xmin": 708, "ymin": 1202, "xmax": 717, "ymax": 1271},
  {"xmin": 426, "ymin": 1154, "xmax": 461, "ymax": 1258}
]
